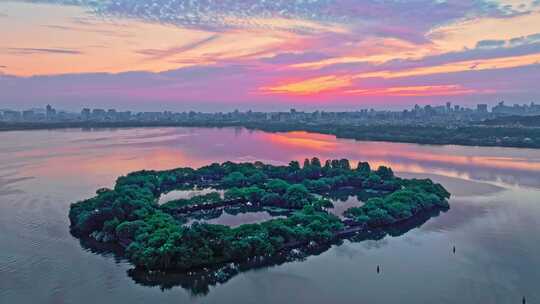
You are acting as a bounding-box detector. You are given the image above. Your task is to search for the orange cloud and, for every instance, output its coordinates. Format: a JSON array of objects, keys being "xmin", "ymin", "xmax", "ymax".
[
  {"xmin": 344, "ymin": 85, "xmax": 480, "ymax": 97},
  {"xmin": 259, "ymin": 79, "xmax": 482, "ymax": 97},
  {"xmin": 260, "ymin": 51, "xmax": 540, "ymax": 96},
  {"xmin": 259, "ymin": 75, "xmax": 353, "ymax": 95}
]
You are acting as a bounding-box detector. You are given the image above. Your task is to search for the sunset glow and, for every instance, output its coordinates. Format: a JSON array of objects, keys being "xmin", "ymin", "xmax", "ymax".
[
  {"xmin": 260, "ymin": 76, "xmax": 353, "ymax": 95},
  {"xmin": 344, "ymin": 85, "xmax": 480, "ymax": 97},
  {"xmin": 1, "ymin": 0, "xmax": 539, "ymax": 110}
]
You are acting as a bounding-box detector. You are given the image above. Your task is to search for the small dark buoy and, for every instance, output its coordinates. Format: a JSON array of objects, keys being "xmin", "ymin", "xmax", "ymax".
[
  {"xmin": 522, "ymin": 296, "xmax": 526, "ymax": 304},
  {"xmin": 453, "ymin": 246, "xmax": 456, "ymax": 254},
  {"xmin": 376, "ymin": 265, "xmax": 380, "ymax": 274}
]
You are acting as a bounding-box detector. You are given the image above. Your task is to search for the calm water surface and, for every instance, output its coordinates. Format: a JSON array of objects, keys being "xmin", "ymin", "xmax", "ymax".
[
  {"xmin": 159, "ymin": 188, "xmax": 224, "ymax": 204},
  {"xmin": 1, "ymin": 127, "xmax": 539, "ymax": 303},
  {"xmin": 186, "ymin": 210, "xmax": 283, "ymax": 228}
]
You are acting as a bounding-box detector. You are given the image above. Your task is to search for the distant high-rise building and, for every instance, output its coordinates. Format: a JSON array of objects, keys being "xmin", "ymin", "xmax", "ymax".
[
  {"xmin": 92, "ymin": 109, "xmax": 106, "ymax": 120},
  {"xmin": 116, "ymin": 111, "xmax": 132, "ymax": 121},
  {"xmin": 446, "ymin": 102, "xmax": 452, "ymax": 112},
  {"xmin": 22, "ymin": 110, "xmax": 35, "ymax": 121},
  {"xmin": 477, "ymin": 104, "xmax": 488, "ymax": 113},
  {"xmin": 107, "ymin": 109, "xmax": 117, "ymax": 121},
  {"xmin": 493, "ymin": 101, "xmax": 540, "ymax": 115},
  {"xmin": 81, "ymin": 108, "xmax": 91, "ymax": 120},
  {"xmin": 46, "ymin": 104, "xmax": 56, "ymax": 120},
  {"xmin": 3, "ymin": 110, "xmax": 21, "ymax": 121}
]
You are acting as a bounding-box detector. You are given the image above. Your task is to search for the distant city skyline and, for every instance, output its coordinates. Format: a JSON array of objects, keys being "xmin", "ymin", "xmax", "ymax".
[
  {"xmin": 0, "ymin": 101, "xmax": 513, "ymax": 113},
  {"xmin": 4, "ymin": 101, "xmax": 540, "ymax": 125},
  {"xmin": 1, "ymin": 1, "xmax": 540, "ymax": 110},
  {"xmin": 1, "ymin": 99, "xmax": 538, "ymax": 113}
]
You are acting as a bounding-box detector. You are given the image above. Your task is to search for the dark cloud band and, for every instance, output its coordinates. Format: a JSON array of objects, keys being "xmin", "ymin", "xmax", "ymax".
[{"xmin": 5, "ymin": 48, "xmax": 83, "ymax": 55}]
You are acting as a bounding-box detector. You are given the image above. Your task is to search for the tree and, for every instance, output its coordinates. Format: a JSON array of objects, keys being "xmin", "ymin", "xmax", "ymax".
[
  {"xmin": 376, "ymin": 166, "xmax": 394, "ymax": 180},
  {"xmin": 303, "ymin": 163, "xmax": 322, "ymax": 179},
  {"xmin": 116, "ymin": 220, "xmax": 149, "ymax": 242},
  {"xmin": 243, "ymin": 186, "xmax": 266, "ymax": 202},
  {"xmin": 312, "ymin": 198, "xmax": 334, "ymax": 211},
  {"xmin": 224, "ymin": 187, "xmax": 245, "ymax": 200},
  {"xmin": 324, "ymin": 160, "xmax": 332, "ymax": 170},
  {"xmin": 197, "ymin": 163, "xmax": 226, "ymax": 180},
  {"xmin": 366, "ymin": 208, "xmax": 395, "ymax": 226},
  {"xmin": 261, "ymin": 193, "xmax": 283, "ymax": 206},
  {"xmin": 248, "ymin": 172, "xmax": 268, "ymax": 185},
  {"xmin": 364, "ymin": 173, "xmax": 382, "ymax": 188},
  {"xmin": 283, "ymin": 184, "xmax": 312, "ymax": 208},
  {"xmin": 288, "ymin": 160, "xmax": 300, "ymax": 171},
  {"xmin": 386, "ymin": 202, "xmax": 413, "ymax": 219},
  {"xmin": 339, "ymin": 159, "xmax": 351, "ymax": 170},
  {"xmin": 266, "ymin": 179, "xmax": 290, "ymax": 194},
  {"xmin": 222, "ymin": 172, "xmax": 247, "ymax": 187},
  {"xmin": 304, "ymin": 179, "xmax": 330, "ymax": 193},
  {"xmin": 357, "ymin": 162, "xmax": 371, "ymax": 175}
]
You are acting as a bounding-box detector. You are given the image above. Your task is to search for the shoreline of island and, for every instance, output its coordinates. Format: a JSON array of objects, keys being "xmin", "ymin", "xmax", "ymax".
[{"xmin": 69, "ymin": 158, "xmax": 451, "ymax": 272}]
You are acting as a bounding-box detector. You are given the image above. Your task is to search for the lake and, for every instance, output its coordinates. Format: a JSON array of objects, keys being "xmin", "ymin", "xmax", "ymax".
[{"xmin": 1, "ymin": 127, "xmax": 539, "ymax": 303}]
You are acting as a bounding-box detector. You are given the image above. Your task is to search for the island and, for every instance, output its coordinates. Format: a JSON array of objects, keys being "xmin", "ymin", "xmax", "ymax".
[{"xmin": 69, "ymin": 158, "xmax": 450, "ymax": 272}]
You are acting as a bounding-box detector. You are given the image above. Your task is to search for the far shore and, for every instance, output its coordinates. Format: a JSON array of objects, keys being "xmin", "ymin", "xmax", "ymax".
[{"xmin": 1, "ymin": 121, "xmax": 539, "ymax": 149}]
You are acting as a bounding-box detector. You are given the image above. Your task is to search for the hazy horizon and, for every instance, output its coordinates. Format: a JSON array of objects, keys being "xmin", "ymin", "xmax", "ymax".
[{"xmin": 0, "ymin": 99, "xmax": 511, "ymax": 113}]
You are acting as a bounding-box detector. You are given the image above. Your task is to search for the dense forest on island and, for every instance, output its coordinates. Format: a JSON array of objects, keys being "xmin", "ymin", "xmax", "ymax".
[{"xmin": 69, "ymin": 158, "xmax": 450, "ymax": 271}]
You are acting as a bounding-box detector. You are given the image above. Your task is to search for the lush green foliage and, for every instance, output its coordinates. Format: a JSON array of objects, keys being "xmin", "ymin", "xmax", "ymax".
[
  {"xmin": 344, "ymin": 178, "xmax": 450, "ymax": 227},
  {"xmin": 69, "ymin": 158, "xmax": 450, "ymax": 270},
  {"xmin": 125, "ymin": 205, "xmax": 343, "ymax": 269}
]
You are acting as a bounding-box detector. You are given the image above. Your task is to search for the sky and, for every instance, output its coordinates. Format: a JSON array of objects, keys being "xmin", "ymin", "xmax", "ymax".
[{"xmin": 0, "ymin": 0, "xmax": 539, "ymax": 112}]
